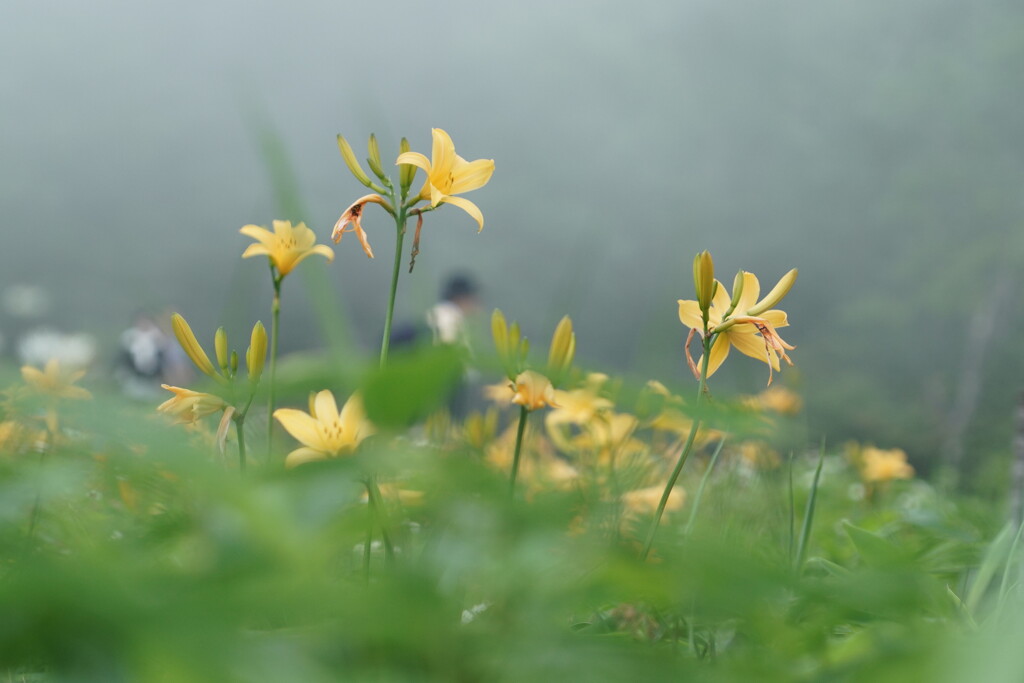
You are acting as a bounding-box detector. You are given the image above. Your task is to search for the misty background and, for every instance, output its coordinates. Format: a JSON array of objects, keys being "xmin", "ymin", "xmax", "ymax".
[{"xmin": 2, "ymin": 0, "xmax": 1022, "ymax": 489}]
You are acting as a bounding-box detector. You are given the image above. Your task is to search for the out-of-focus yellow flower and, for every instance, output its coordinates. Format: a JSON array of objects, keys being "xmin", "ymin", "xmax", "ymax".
[
  {"xmin": 486, "ymin": 423, "xmax": 578, "ymax": 491},
  {"xmin": 21, "ymin": 359, "xmax": 92, "ymax": 400},
  {"xmin": 333, "ymin": 194, "xmax": 389, "ymax": 259},
  {"xmin": 157, "ymin": 385, "xmax": 228, "ymax": 424},
  {"xmin": 859, "ymin": 446, "xmax": 914, "ymax": 483},
  {"xmin": 368, "ymin": 482, "xmax": 425, "ymax": 507},
  {"xmin": 546, "ymin": 315, "xmax": 576, "ymax": 385},
  {"xmin": 396, "ymin": 128, "xmax": 495, "ymax": 231},
  {"xmin": 240, "ymin": 220, "xmax": 334, "ymax": 276},
  {"xmin": 622, "ymin": 485, "xmax": 686, "ymax": 517},
  {"xmin": 546, "ymin": 377, "xmax": 614, "ymax": 432},
  {"xmin": 463, "ymin": 408, "xmax": 499, "ymax": 449},
  {"xmin": 738, "ymin": 440, "xmax": 781, "ymax": 469},
  {"xmin": 755, "ymin": 386, "xmax": 803, "ymax": 415},
  {"xmin": 510, "ymin": 371, "xmax": 557, "ymax": 412},
  {"xmin": 678, "ymin": 270, "xmax": 796, "ymax": 380},
  {"xmin": 0, "ymin": 420, "xmax": 47, "ymax": 454},
  {"xmin": 274, "ymin": 390, "xmax": 374, "ymax": 468}
]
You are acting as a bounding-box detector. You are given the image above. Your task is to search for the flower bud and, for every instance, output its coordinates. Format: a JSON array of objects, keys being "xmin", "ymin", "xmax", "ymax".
[
  {"xmin": 748, "ymin": 268, "xmax": 798, "ymax": 316},
  {"xmin": 367, "ymin": 134, "xmax": 388, "ymax": 182},
  {"xmin": 491, "ymin": 309, "xmax": 509, "ymax": 362},
  {"xmin": 693, "ymin": 251, "xmax": 715, "ymax": 314},
  {"xmin": 729, "ymin": 271, "xmax": 746, "ymax": 312},
  {"xmin": 171, "ymin": 313, "xmax": 217, "ymax": 379},
  {"xmin": 215, "ymin": 327, "xmax": 229, "ymax": 374},
  {"xmin": 398, "ymin": 137, "xmax": 416, "ymax": 195},
  {"xmin": 337, "ymin": 134, "xmax": 373, "ymax": 187},
  {"xmin": 247, "ymin": 321, "xmax": 267, "ymax": 382},
  {"xmin": 547, "ymin": 315, "xmax": 575, "ymax": 383}
]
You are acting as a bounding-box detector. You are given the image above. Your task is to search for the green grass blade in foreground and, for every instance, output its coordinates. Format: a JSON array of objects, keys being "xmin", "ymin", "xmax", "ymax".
[
  {"xmin": 683, "ymin": 436, "xmax": 726, "ymax": 538},
  {"xmin": 794, "ymin": 438, "xmax": 826, "ymax": 573},
  {"xmin": 251, "ymin": 115, "xmax": 360, "ymax": 366},
  {"xmin": 967, "ymin": 522, "xmax": 1014, "ymax": 614}
]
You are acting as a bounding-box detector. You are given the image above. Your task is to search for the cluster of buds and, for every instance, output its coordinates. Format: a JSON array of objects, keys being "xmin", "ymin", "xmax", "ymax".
[
  {"xmin": 159, "ymin": 314, "xmax": 267, "ymax": 446},
  {"xmin": 491, "ymin": 310, "xmax": 577, "ymax": 412}
]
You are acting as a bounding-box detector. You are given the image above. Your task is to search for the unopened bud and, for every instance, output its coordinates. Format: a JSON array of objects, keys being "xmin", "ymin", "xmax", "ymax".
[
  {"xmin": 171, "ymin": 313, "xmax": 218, "ymax": 379},
  {"xmin": 367, "ymin": 134, "xmax": 388, "ymax": 182},
  {"xmin": 730, "ymin": 271, "xmax": 746, "ymax": 312},
  {"xmin": 215, "ymin": 327, "xmax": 229, "ymax": 373},
  {"xmin": 748, "ymin": 268, "xmax": 798, "ymax": 316},
  {"xmin": 398, "ymin": 137, "xmax": 416, "ymax": 195},
  {"xmin": 337, "ymin": 134, "xmax": 373, "ymax": 187},
  {"xmin": 247, "ymin": 321, "xmax": 267, "ymax": 382},
  {"xmin": 693, "ymin": 251, "xmax": 715, "ymax": 314}
]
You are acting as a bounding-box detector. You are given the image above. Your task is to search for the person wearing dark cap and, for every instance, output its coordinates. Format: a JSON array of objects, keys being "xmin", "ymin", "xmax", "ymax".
[{"xmin": 426, "ymin": 273, "xmax": 480, "ymax": 348}]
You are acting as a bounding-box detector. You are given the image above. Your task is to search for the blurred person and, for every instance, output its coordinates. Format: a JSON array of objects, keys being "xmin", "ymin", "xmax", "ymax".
[
  {"xmin": 115, "ymin": 312, "xmax": 168, "ymax": 399},
  {"xmin": 426, "ymin": 273, "xmax": 480, "ymax": 348},
  {"xmin": 426, "ymin": 273, "xmax": 482, "ymax": 418}
]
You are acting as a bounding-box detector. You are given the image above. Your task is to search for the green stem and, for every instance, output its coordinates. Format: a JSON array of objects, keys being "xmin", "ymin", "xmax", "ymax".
[
  {"xmin": 641, "ymin": 333, "xmax": 713, "ymax": 560},
  {"xmin": 235, "ymin": 416, "xmax": 247, "ymax": 474},
  {"xmin": 379, "ymin": 207, "xmax": 408, "ymax": 368},
  {"xmin": 509, "ymin": 406, "xmax": 529, "ymax": 496},
  {"xmin": 267, "ymin": 277, "xmax": 281, "ymax": 459},
  {"xmin": 366, "ymin": 477, "xmax": 395, "ymax": 565}
]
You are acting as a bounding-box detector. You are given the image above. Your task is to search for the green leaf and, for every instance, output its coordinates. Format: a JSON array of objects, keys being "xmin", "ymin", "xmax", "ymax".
[
  {"xmin": 361, "ymin": 345, "xmax": 464, "ymax": 428},
  {"xmin": 843, "ymin": 522, "xmax": 913, "ymax": 568}
]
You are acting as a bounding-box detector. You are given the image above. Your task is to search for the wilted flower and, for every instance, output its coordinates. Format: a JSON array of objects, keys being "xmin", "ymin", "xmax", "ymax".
[
  {"xmin": 332, "ymin": 194, "xmax": 389, "ymax": 258},
  {"xmin": 240, "ymin": 220, "xmax": 334, "ymax": 277},
  {"xmin": 274, "ymin": 390, "xmax": 374, "ymax": 468},
  {"xmin": 396, "ymin": 128, "xmax": 495, "ymax": 231}
]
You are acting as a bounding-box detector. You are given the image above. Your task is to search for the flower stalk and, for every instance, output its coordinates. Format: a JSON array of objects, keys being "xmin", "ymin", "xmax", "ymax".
[
  {"xmin": 509, "ymin": 405, "xmax": 529, "ymax": 496},
  {"xmin": 641, "ymin": 329, "xmax": 714, "ymax": 560}
]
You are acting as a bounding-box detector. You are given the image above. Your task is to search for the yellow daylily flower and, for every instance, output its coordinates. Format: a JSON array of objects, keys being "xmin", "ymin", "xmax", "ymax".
[
  {"xmin": 240, "ymin": 220, "xmax": 334, "ymax": 276},
  {"xmin": 396, "ymin": 128, "xmax": 495, "ymax": 231},
  {"xmin": 21, "ymin": 359, "xmax": 92, "ymax": 400},
  {"xmin": 157, "ymin": 385, "xmax": 227, "ymax": 424},
  {"xmin": 678, "ymin": 271, "xmax": 796, "ymax": 379},
  {"xmin": 510, "ymin": 371, "xmax": 558, "ymax": 412},
  {"xmin": 273, "ymin": 390, "xmax": 374, "ymax": 468},
  {"xmin": 859, "ymin": 446, "xmax": 914, "ymax": 483}
]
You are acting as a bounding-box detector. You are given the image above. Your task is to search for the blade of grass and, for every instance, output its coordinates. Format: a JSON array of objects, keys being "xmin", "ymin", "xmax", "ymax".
[
  {"xmin": 683, "ymin": 436, "xmax": 726, "ymax": 538},
  {"xmin": 793, "ymin": 437, "xmax": 826, "ymax": 574},
  {"xmin": 787, "ymin": 452, "xmax": 795, "ymax": 564}
]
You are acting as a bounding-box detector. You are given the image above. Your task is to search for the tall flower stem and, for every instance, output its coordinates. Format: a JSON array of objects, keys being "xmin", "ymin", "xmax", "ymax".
[
  {"xmin": 235, "ymin": 416, "xmax": 247, "ymax": 474},
  {"xmin": 365, "ymin": 477, "xmax": 395, "ymax": 565},
  {"xmin": 509, "ymin": 406, "xmax": 529, "ymax": 496},
  {"xmin": 641, "ymin": 333, "xmax": 714, "ymax": 560},
  {"xmin": 267, "ymin": 273, "xmax": 281, "ymax": 459},
  {"xmin": 379, "ymin": 207, "xmax": 408, "ymax": 368}
]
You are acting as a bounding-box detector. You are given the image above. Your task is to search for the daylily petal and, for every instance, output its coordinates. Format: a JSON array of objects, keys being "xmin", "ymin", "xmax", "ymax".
[
  {"xmin": 285, "ymin": 447, "xmax": 329, "ymax": 469},
  {"xmin": 239, "ymin": 224, "xmax": 275, "ymax": 247},
  {"xmin": 448, "ymin": 157, "xmax": 495, "ymax": 194},
  {"xmin": 395, "ymin": 151, "xmax": 431, "ymax": 173},
  {"xmin": 705, "ymin": 333, "xmax": 731, "ymax": 377},
  {"xmin": 729, "ymin": 329, "xmax": 773, "ymax": 366},
  {"xmin": 313, "ymin": 390, "xmax": 339, "ymax": 423},
  {"xmin": 290, "ymin": 244, "xmax": 335, "ymax": 271},
  {"xmin": 711, "ymin": 278, "xmax": 731, "ymax": 313},
  {"xmin": 339, "ymin": 393, "xmax": 369, "ymax": 438},
  {"xmin": 734, "ymin": 272, "xmax": 761, "ymax": 314},
  {"xmin": 431, "ymin": 128, "xmax": 456, "ymax": 179},
  {"xmin": 274, "ymin": 408, "xmax": 331, "ymax": 452},
  {"xmin": 761, "ymin": 309, "xmax": 789, "ymax": 328},
  {"xmin": 241, "ymin": 243, "xmax": 271, "ymax": 259},
  {"xmin": 678, "ymin": 300, "xmax": 703, "ymax": 331},
  {"xmin": 441, "ymin": 195, "xmax": 486, "ymax": 231}
]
